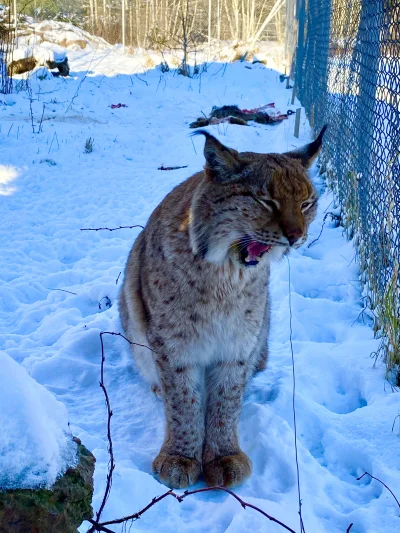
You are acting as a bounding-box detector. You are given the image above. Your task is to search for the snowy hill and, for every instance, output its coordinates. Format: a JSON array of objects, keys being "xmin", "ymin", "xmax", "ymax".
[{"xmin": 0, "ymin": 46, "xmax": 399, "ymax": 533}]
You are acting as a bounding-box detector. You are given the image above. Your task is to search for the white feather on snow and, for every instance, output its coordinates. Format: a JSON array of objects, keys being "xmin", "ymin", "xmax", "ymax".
[
  {"xmin": 0, "ymin": 43, "xmax": 399, "ymax": 532},
  {"xmin": 0, "ymin": 351, "xmax": 77, "ymax": 490}
]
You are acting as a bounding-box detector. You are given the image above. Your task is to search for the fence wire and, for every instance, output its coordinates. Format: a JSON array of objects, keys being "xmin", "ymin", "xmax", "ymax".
[{"xmin": 295, "ymin": 0, "xmax": 400, "ymax": 381}]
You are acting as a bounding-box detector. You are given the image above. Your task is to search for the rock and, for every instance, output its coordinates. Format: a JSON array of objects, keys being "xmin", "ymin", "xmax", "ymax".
[
  {"xmin": 7, "ymin": 43, "xmax": 70, "ymax": 77},
  {"xmin": 7, "ymin": 57, "xmax": 37, "ymax": 76},
  {"xmin": 59, "ymin": 38, "xmax": 87, "ymax": 50},
  {"xmin": 0, "ymin": 437, "xmax": 95, "ymax": 533},
  {"xmin": 8, "ymin": 56, "xmax": 70, "ymax": 77}
]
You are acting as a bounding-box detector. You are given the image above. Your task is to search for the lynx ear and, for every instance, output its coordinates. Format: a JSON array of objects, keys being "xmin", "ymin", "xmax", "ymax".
[
  {"xmin": 192, "ymin": 130, "xmax": 244, "ymax": 183},
  {"xmin": 284, "ymin": 125, "xmax": 328, "ymax": 168}
]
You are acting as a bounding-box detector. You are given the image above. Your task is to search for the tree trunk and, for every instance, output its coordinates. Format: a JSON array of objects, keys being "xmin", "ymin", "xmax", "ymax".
[
  {"xmin": 122, "ymin": 0, "xmax": 126, "ymax": 50},
  {"xmin": 89, "ymin": 0, "xmax": 94, "ymax": 35}
]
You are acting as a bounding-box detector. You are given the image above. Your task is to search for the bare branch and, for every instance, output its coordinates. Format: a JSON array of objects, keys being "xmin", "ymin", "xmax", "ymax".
[
  {"xmin": 356, "ymin": 472, "xmax": 400, "ymax": 510},
  {"xmin": 307, "ymin": 212, "xmax": 341, "ymax": 248},
  {"xmin": 89, "ymin": 486, "xmax": 297, "ymax": 533},
  {"xmin": 158, "ymin": 165, "xmax": 188, "ymax": 171},
  {"xmin": 80, "ymin": 225, "xmax": 144, "ymax": 232},
  {"xmin": 87, "ymin": 330, "xmax": 296, "ymax": 533},
  {"xmin": 48, "ymin": 288, "xmax": 78, "ymax": 296},
  {"xmin": 86, "ymin": 332, "xmax": 157, "ymax": 533}
]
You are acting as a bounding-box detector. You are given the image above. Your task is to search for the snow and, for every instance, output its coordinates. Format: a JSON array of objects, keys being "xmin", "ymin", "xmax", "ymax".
[
  {"xmin": 11, "ymin": 44, "xmax": 66, "ymax": 64},
  {"xmin": 13, "ymin": 20, "xmax": 285, "ymax": 72},
  {"xmin": 0, "ymin": 43, "xmax": 399, "ymax": 533},
  {"xmin": 0, "ymin": 351, "xmax": 77, "ymax": 489},
  {"xmin": 16, "ymin": 20, "xmax": 111, "ymax": 51}
]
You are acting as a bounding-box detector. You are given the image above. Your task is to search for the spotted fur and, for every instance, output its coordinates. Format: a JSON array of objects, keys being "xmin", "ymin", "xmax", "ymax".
[{"xmin": 119, "ymin": 128, "xmax": 326, "ymax": 489}]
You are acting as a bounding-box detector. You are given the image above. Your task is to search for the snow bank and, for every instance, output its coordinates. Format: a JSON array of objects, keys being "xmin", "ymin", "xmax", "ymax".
[
  {"xmin": 13, "ymin": 20, "xmax": 285, "ymax": 72},
  {"xmin": 0, "ymin": 351, "xmax": 77, "ymax": 490},
  {"xmin": 11, "ymin": 43, "xmax": 66, "ymax": 65},
  {"xmin": 16, "ymin": 20, "xmax": 111, "ymax": 52}
]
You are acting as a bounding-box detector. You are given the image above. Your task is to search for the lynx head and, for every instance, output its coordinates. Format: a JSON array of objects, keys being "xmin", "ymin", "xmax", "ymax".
[{"xmin": 189, "ymin": 127, "xmax": 326, "ymax": 267}]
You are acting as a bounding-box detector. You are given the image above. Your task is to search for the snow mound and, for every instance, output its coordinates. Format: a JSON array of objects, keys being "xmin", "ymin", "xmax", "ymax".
[
  {"xmin": 12, "ymin": 43, "xmax": 66, "ymax": 65},
  {"xmin": 0, "ymin": 351, "xmax": 77, "ymax": 490},
  {"xmin": 17, "ymin": 20, "xmax": 111, "ymax": 51}
]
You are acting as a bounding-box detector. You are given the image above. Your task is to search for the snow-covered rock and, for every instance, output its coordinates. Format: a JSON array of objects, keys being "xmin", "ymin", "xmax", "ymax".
[
  {"xmin": 16, "ymin": 20, "xmax": 111, "ymax": 51},
  {"xmin": 0, "ymin": 437, "xmax": 95, "ymax": 533},
  {"xmin": 7, "ymin": 44, "xmax": 70, "ymax": 76},
  {"xmin": 0, "ymin": 350, "xmax": 77, "ymax": 490}
]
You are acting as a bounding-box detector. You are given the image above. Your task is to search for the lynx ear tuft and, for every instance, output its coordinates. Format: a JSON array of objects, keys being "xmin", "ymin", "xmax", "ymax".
[
  {"xmin": 284, "ymin": 125, "xmax": 328, "ymax": 168},
  {"xmin": 192, "ymin": 130, "xmax": 244, "ymax": 183}
]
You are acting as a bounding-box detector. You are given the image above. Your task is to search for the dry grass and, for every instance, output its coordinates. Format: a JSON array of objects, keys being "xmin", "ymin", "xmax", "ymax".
[
  {"xmin": 84, "ymin": 137, "xmax": 95, "ymax": 154},
  {"xmin": 322, "ymin": 152, "xmax": 400, "ymax": 385}
]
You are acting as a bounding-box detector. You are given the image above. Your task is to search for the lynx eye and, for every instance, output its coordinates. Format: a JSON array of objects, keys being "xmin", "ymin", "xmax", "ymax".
[
  {"xmin": 256, "ymin": 198, "xmax": 279, "ymax": 212},
  {"xmin": 301, "ymin": 200, "xmax": 315, "ymax": 212}
]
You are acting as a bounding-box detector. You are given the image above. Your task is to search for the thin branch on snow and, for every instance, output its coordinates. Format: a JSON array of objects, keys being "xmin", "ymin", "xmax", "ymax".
[
  {"xmin": 134, "ymin": 74, "xmax": 148, "ymax": 86},
  {"xmin": 48, "ymin": 288, "xmax": 78, "ymax": 296},
  {"xmin": 88, "ymin": 332, "xmax": 297, "ymax": 533},
  {"xmin": 307, "ymin": 212, "xmax": 341, "ymax": 249},
  {"xmin": 27, "ymin": 81, "xmax": 36, "ymax": 134},
  {"xmin": 48, "ymin": 131, "xmax": 60, "ymax": 154},
  {"xmin": 287, "ymin": 256, "xmax": 306, "ymax": 533},
  {"xmin": 88, "ymin": 487, "xmax": 297, "ymax": 533},
  {"xmin": 346, "ymin": 524, "xmax": 353, "ymax": 533},
  {"xmin": 65, "ymin": 47, "xmax": 114, "ymax": 113},
  {"xmin": 158, "ymin": 165, "xmax": 188, "ymax": 171},
  {"xmin": 392, "ymin": 414, "xmax": 400, "ymax": 433},
  {"xmin": 38, "ymin": 103, "xmax": 45, "ymax": 133},
  {"xmin": 357, "ymin": 472, "xmax": 400, "ymax": 510},
  {"xmin": 80, "ymin": 225, "xmax": 144, "ymax": 232},
  {"xmin": 87, "ymin": 332, "xmax": 156, "ymax": 533}
]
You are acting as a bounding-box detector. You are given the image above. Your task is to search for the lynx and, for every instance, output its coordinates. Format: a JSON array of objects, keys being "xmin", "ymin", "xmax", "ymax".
[{"xmin": 119, "ymin": 127, "xmax": 326, "ymax": 489}]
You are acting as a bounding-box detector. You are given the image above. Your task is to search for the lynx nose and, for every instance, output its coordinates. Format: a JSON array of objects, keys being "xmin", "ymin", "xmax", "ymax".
[{"xmin": 286, "ymin": 228, "xmax": 303, "ymax": 246}]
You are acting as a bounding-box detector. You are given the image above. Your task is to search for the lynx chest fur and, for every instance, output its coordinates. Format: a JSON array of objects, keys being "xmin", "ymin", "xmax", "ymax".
[{"xmin": 119, "ymin": 128, "xmax": 326, "ymax": 489}]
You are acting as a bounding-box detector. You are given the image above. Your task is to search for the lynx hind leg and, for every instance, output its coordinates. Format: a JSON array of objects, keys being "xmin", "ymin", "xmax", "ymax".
[
  {"xmin": 119, "ymin": 266, "xmax": 160, "ymax": 393},
  {"xmin": 255, "ymin": 344, "xmax": 268, "ymax": 373},
  {"xmin": 253, "ymin": 300, "xmax": 270, "ymax": 374}
]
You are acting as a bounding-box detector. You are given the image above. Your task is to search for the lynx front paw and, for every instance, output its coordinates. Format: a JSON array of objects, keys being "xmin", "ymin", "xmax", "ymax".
[
  {"xmin": 152, "ymin": 453, "xmax": 201, "ymax": 489},
  {"xmin": 203, "ymin": 451, "xmax": 252, "ymax": 487}
]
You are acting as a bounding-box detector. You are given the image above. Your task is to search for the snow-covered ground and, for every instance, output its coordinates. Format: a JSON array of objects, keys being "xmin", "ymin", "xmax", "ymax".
[
  {"xmin": 12, "ymin": 20, "xmax": 286, "ymax": 72},
  {"xmin": 1, "ymin": 46, "xmax": 399, "ymax": 533},
  {"xmin": 0, "ymin": 350, "xmax": 76, "ymax": 489}
]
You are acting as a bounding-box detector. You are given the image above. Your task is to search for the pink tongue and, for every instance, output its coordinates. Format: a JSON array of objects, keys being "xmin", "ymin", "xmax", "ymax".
[{"xmin": 247, "ymin": 241, "xmax": 271, "ymax": 261}]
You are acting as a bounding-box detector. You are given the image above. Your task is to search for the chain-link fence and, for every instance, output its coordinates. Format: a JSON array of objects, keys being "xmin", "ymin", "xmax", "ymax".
[{"xmin": 294, "ymin": 0, "xmax": 400, "ymax": 381}]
